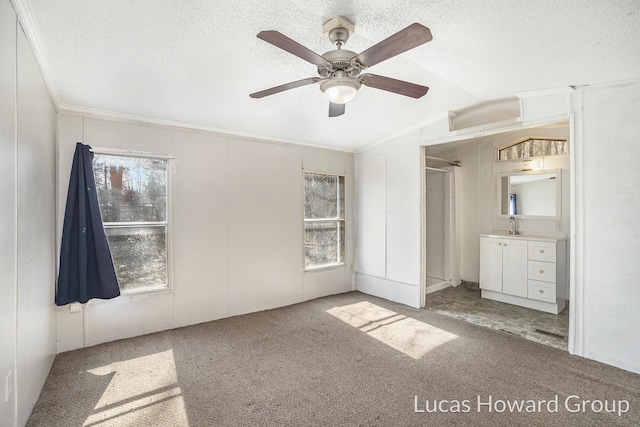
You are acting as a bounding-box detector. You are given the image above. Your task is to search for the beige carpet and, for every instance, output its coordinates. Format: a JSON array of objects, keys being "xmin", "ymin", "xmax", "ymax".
[{"xmin": 28, "ymin": 292, "xmax": 640, "ymax": 426}]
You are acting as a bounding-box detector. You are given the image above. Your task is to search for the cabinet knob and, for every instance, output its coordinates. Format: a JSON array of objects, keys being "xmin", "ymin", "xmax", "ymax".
[
  {"xmin": 498, "ymin": 242, "xmax": 502, "ymax": 246},
  {"xmin": 539, "ymin": 249, "xmax": 544, "ymax": 253},
  {"xmin": 503, "ymin": 243, "xmax": 507, "ymax": 246},
  {"xmin": 539, "ymin": 290, "xmax": 544, "ymax": 293},
  {"xmin": 539, "ymin": 269, "xmax": 544, "ymax": 274}
]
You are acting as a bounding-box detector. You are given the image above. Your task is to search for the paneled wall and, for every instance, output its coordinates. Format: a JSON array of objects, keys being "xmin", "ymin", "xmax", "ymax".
[
  {"xmin": 355, "ymin": 130, "xmax": 423, "ymax": 307},
  {"xmin": 56, "ymin": 116, "xmax": 355, "ymax": 351},
  {"xmin": 0, "ymin": 1, "xmax": 58, "ymax": 425},
  {"xmin": 0, "ymin": 4, "xmax": 18, "ymax": 423},
  {"xmin": 580, "ymin": 81, "xmax": 640, "ymax": 374}
]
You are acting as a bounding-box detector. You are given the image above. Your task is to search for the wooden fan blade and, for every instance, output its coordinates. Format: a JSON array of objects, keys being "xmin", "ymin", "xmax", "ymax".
[
  {"xmin": 257, "ymin": 31, "xmax": 330, "ymax": 66},
  {"xmin": 250, "ymin": 77, "xmax": 320, "ymax": 98},
  {"xmin": 353, "ymin": 23, "xmax": 432, "ymax": 68},
  {"xmin": 361, "ymin": 74, "xmax": 429, "ymax": 98},
  {"xmin": 329, "ymin": 102, "xmax": 345, "ymax": 117}
]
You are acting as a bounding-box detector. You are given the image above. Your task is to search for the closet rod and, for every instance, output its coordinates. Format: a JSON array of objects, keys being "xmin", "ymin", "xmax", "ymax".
[{"xmin": 425, "ymin": 155, "xmax": 462, "ymax": 167}]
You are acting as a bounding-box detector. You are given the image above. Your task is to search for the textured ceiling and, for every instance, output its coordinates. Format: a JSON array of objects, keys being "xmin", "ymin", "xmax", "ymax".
[{"xmin": 21, "ymin": 0, "xmax": 640, "ymax": 151}]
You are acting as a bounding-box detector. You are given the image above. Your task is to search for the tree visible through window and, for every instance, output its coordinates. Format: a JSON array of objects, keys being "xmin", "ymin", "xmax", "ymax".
[
  {"xmin": 92, "ymin": 153, "xmax": 169, "ymax": 292},
  {"xmin": 498, "ymin": 137, "xmax": 568, "ymax": 160},
  {"xmin": 304, "ymin": 173, "xmax": 345, "ymax": 269}
]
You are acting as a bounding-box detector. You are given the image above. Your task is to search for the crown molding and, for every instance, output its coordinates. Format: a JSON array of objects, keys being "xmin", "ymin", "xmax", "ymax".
[
  {"xmin": 57, "ymin": 103, "xmax": 356, "ymax": 153},
  {"xmin": 11, "ymin": 0, "xmax": 61, "ymax": 109}
]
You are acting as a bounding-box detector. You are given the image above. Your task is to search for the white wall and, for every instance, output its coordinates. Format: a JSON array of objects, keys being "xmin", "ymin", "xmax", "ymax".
[
  {"xmin": 0, "ymin": 2, "xmax": 58, "ymax": 425},
  {"xmin": 56, "ymin": 116, "xmax": 355, "ymax": 351},
  {"xmin": 355, "ymin": 130, "xmax": 422, "ymax": 307},
  {"xmin": 425, "ymin": 170, "xmax": 446, "ymax": 281},
  {"xmin": 453, "ymin": 141, "xmax": 482, "ymax": 282},
  {"xmin": 15, "ymin": 20, "xmax": 58, "ymax": 427},
  {"xmin": 0, "ymin": 3, "xmax": 18, "ymax": 423},
  {"xmin": 580, "ymin": 80, "xmax": 640, "ymax": 374}
]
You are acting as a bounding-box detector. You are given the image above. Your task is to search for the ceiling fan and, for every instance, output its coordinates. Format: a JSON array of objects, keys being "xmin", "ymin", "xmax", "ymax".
[{"xmin": 250, "ymin": 16, "xmax": 432, "ymax": 117}]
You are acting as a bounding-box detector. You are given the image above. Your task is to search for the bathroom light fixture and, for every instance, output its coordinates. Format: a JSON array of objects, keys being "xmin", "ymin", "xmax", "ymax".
[{"xmin": 320, "ymin": 77, "xmax": 361, "ymax": 104}]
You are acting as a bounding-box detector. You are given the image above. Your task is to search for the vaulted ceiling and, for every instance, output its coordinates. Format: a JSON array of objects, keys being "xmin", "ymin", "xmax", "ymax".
[{"xmin": 17, "ymin": 0, "xmax": 640, "ymax": 151}]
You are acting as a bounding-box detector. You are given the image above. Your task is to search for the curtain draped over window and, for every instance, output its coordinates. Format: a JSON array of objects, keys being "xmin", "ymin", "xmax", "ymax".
[{"xmin": 56, "ymin": 143, "xmax": 120, "ymax": 306}]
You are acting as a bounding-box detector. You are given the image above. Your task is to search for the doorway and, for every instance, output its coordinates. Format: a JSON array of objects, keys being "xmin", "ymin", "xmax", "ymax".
[{"xmin": 421, "ymin": 122, "xmax": 571, "ymax": 351}]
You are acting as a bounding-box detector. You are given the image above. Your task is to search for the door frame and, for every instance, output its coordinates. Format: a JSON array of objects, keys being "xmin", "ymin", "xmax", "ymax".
[
  {"xmin": 420, "ymin": 147, "xmax": 458, "ymax": 306},
  {"xmin": 418, "ymin": 114, "xmax": 579, "ymax": 356}
]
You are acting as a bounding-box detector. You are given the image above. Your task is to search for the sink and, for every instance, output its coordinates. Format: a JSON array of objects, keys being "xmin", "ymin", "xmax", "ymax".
[{"xmin": 481, "ymin": 232, "xmax": 566, "ymax": 241}]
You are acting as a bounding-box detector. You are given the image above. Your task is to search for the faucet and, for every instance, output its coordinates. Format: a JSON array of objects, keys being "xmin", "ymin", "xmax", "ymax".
[{"xmin": 509, "ymin": 216, "xmax": 520, "ymax": 235}]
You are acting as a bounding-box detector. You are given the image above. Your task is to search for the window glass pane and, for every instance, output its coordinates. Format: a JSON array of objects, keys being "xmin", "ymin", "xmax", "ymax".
[
  {"xmin": 93, "ymin": 154, "xmax": 167, "ymax": 222},
  {"xmin": 304, "ymin": 221, "xmax": 344, "ymax": 268},
  {"xmin": 304, "ymin": 173, "xmax": 339, "ymax": 219},
  {"xmin": 105, "ymin": 226, "xmax": 167, "ymax": 292},
  {"xmin": 498, "ymin": 138, "xmax": 568, "ymax": 161}
]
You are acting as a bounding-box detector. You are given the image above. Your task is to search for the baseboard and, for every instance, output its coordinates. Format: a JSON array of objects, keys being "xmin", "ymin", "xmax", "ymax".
[
  {"xmin": 355, "ymin": 273, "xmax": 421, "ymax": 308},
  {"xmin": 426, "ymin": 281, "xmax": 451, "ymax": 294},
  {"xmin": 481, "ymin": 290, "xmax": 563, "ymax": 314}
]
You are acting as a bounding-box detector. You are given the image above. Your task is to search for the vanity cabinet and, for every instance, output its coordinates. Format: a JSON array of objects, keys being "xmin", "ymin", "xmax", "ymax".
[
  {"xmin": 479, "ymin": 237, "xmax": 528, "ymax": 297},
  {"xmin": 480, "ymin": 235, "xmax": 566, "ymax": 314}
]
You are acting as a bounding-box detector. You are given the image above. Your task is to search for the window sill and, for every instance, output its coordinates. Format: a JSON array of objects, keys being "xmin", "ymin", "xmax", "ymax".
[
  {"xmin": 120, "ymin": 286, "xmax": 171, "ymax": 298},
  {"xmin": 77, "ymin": 287, "xmax": 171, "ymax": 308},
  {"xmin": 304, "ymin": 263, "xmax": 346, "ymax": 273}
]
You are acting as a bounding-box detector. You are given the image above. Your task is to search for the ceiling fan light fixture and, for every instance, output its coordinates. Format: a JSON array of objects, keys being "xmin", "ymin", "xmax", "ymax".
[
  {"xmin": 320, "ymin": 78, "xmax": 360, "ymax": 104},
  {"xmin": 251, "ymin": 20, "xmax": 433, "ymax": 116}
]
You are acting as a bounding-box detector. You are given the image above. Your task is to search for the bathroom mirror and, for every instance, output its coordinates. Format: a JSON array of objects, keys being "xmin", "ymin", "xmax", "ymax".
[{"xmin": 497, "ymin": 169, "xmax": 561, "ymax": 219}]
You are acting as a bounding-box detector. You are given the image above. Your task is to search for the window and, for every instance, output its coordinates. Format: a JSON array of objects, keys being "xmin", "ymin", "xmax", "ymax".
[
  {"xmin": 304, "ymin": 173, "xmax": 345, "ymax": 270},
  {"xmin": 92, "ymin": 153, "xmax": 169, "ymax": 293},
  {"xmin": 497, "ymin": 137, "xmax": 568, "ymax": 161}
]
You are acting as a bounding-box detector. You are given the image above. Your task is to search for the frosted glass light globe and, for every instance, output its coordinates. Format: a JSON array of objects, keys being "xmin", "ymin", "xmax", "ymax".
[{"xmin": 320, "ymin": 78, "xmax": 360, "ymax": 104}]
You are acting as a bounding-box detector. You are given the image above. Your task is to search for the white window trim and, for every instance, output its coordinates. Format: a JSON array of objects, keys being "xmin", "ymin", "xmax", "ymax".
[
  {"xmin": 303, "ymin": 171, "xmax": 346, "ymax": 272},
  {"xmin": 92, "ymin": 149, "xmax": 174, "ymax": 295}
]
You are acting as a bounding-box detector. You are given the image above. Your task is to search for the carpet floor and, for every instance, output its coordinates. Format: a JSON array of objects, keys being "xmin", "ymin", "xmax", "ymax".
[{"xmin": 28, "ymin": 291, "xmax": 640, "ymax": 426}]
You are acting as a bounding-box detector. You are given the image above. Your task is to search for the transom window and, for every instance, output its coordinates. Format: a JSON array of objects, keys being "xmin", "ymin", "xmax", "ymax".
[
  {"xmin": 498, "ymin": 137, "xmax": 568, "ymax": 161},
  {"xmin": 304, "ymin": 173, "xmax": 345, "ymax": 270},
  {"xmin": 92, "ymin": 153, "xmax": 170, "ymax": 293}
]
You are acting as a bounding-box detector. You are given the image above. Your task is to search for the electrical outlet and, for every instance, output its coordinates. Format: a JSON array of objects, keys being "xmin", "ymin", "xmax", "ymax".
[
  {"xmin": 69, "ymin": 302, "xmax": 82, "ymax": 313},
  {"xmin": 5, "ymin": 371, "xmax": 12, "ymax": 402}
]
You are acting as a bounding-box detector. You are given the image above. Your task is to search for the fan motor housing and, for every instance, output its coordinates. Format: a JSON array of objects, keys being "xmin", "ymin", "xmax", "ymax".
[{"xmin": 318, "ymin": 49, "xmax": 361, "ymax": 78}]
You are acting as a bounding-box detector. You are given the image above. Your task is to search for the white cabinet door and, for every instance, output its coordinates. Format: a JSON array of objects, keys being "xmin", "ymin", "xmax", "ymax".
[
  {"xmin": 502, "ymin": 238, "xmax": 528, "ymax": 297},
  {"xmin": 480, "ymin": 237, "xmax": 503, "ymax": 292}
]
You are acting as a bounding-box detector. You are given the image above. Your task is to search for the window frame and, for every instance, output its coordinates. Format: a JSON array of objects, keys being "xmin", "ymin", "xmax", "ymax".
[
  {"xmin": 91, "ymin": 148, "xmax": 173, "ymax": 295},
  {"xmin": 495, "ymin": 136, "xmax": 569, "ymax": 161},
  {"xmin": 303, "ymin": 171, "xmax": 346, "ymax": 272}
]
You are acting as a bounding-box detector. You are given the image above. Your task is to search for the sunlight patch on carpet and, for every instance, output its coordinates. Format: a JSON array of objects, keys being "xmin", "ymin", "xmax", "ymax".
[
  {"xmin": 84, "ymin": 350, "xmax": 189, "ymax": 426},
  {"xmin": 327, "ymin": 301, "xmax": 458, "ymax": 359}
]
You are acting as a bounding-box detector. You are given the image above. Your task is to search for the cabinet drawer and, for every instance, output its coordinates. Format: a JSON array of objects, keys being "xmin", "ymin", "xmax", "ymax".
[
  {"xmin": 528, "ymin": 241, "xmax": 556, "ymax": 262},
  {"xmin": 528, "ymin": 260, "xmax": 556, "ymax": 283},
  {"xmin": 528, "ymin": 280, "xmax": 556, "ymax": 303}
]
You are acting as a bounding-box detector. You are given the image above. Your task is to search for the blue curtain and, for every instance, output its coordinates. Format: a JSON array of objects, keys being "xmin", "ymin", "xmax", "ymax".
[{"xmin": 56, "ymin": 143, "xmax": 120, "ymax": 305}]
